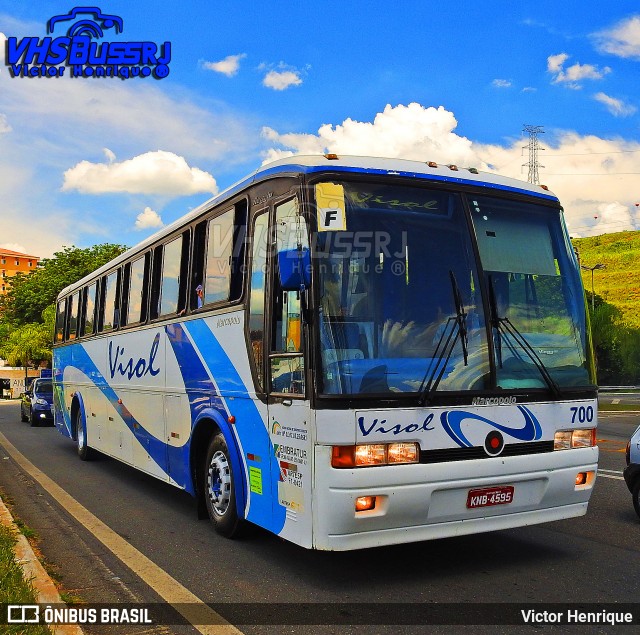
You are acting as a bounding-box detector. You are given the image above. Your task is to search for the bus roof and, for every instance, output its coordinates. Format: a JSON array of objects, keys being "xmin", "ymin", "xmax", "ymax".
[{"xmin": 58, "ymin": 154, "xmax": 559, "ymax": 298}]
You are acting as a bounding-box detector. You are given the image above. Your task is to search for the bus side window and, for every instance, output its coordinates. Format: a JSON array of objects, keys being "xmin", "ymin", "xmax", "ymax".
[
  {"xmin": 203, "ymin": 208, "xmax": 234, "ymax": 305},
  {"xmin": 100, "ymin": 270, "xmax": 121, "ymax": 332},
  {"xmin": 124, "ymin": 253, "xmax": 149, "ymax": 325},
  {"xmin": 191, "ymin": 220, "xmax": 207, "ymax": 311},
  {"xmin": 190, "ymin": 202, "xmax": 246, "ymax": 312},
  {"xmin": 83, "ymin": 283, "xmax": 97, "ymax": 336},
  {"xmin": 54, "ymin": 299, "xmax": 66, "ymax": 343},
  {"xmin": 68, "ymin": 291, "xmax": 80, "ymax": 340},
  {"xmin": 269, "ymin": 198, "xmax": 307, "ymax": 396},
  {"xmin": 156, "ymin": 232, "xmax": 190, "ymax": 318},
  {"xmin": 248, "ymin": 212, "xmax": 269, "ymax": 391}
]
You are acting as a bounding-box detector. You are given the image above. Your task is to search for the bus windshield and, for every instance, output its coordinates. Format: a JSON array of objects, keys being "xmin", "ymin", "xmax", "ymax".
[
  {"xmin": 316, "ymin": 181, "xmax": 489, "ymax": 396},
  {"xmin": 470, "ymin": 195, "xmax": 592, "ymax": 390},
  {"xmin": 315, "ymin": 181, "xmax": 593, "ymax": 396}
]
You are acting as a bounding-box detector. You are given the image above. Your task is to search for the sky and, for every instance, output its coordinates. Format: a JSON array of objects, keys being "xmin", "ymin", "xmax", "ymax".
[{"xmin": 1, "ymin": 1, "xmax": 640, "ymax": 258}]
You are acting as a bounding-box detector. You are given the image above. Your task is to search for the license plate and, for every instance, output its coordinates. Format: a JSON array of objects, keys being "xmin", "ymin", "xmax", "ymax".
[{"xmin": 466, "ymin": 485, "xmax": 514, "ymax": 509}]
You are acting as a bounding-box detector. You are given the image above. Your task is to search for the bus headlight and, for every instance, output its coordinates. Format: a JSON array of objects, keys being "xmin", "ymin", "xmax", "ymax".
[
  {"xmin": 332, "ymin": 442, "xmax": 420, "ymax": 468},
  {"xmin": 387, "ymin": 442, "xmax": 419, "ymax": 464},
  {"xmin": 554, "ymin": 429, "xmax": 596, "ymax": 450},
  {"xmin": 354, "ymin": 444, "xmax": 386, "ymax": 466}
]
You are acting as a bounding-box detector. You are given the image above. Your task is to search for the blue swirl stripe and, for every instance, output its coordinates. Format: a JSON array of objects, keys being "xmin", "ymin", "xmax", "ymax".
[
  {"xmin": 182, "ymin": 319, "xmax": 286, "ymax": 534},
  {"xmin": 54, "ymin": 342, "xmax": 185, "ymax": 481},
  {"xmin": 441, "ymin": 405, "xmax": 542, "ymax": 448}
]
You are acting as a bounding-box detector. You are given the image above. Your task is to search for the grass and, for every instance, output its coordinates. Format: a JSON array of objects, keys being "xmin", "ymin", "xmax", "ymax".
[
  {"xmin": 573, "ymin": 231, "xmax": 640, "ymax": 330},
  {"xmin": 0, "ymin": 523, "xmax": 51, "ymax": 634},
  {"xmin": 14, "ymin": 518, "xmax": 38, "ymax": 541}
]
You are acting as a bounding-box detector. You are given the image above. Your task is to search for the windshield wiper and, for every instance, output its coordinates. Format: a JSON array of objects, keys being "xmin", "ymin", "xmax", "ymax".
[
  {"xmin": 487, "ymin": 275, "xmax": 561, "ymax": 399},
  {"xmin": 417, "ymin": 271, "xmax": 469, "ymax": 406}
]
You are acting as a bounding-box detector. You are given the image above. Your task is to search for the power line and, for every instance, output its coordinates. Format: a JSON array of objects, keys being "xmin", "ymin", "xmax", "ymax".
[
  {"xmin": 545, "ymin": 149, "xmax": 640, "ymax": 157},
  {"xmin": 545, "ymin": 172, "xmax": 640, "ymax": 176}
]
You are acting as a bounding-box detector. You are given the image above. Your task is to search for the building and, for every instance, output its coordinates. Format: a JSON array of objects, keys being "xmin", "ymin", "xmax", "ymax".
[
  {"xmin": 0, "ymin": 248, "xmax": 42, "ymax": 396},
  {"xmin": 0, "ymin": 247, "xmax": 40, "ymax": 296}
]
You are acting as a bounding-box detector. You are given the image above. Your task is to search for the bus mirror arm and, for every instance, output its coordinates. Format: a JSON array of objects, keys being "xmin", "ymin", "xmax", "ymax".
[{"xmin": 300, "ymin": 287, "xmax": 312, "ymax": 326}]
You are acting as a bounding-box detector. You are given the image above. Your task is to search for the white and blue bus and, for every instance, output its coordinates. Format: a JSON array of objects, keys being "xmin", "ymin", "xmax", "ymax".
[{"xmin": 53, "ymin": 155, "xmax": 598, "ymax": 550}]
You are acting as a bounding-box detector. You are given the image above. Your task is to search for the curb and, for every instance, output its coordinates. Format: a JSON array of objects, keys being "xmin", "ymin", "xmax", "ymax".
[{"xmin": 0, "ymin": 496, "xmax": 83, "ymax": 635}]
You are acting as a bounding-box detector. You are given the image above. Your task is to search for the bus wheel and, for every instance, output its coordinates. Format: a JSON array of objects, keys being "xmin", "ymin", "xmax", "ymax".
[
  {"xmin": 75, "ymin": 408, "xmax": 95, "ymax": 461},
  {"xmin": 204, "ymin": 433, "xmax": 242, "ymax": 537},
  {"xmin": 633, "ymin": 480, "xmax": 640, "ymax": 519}
]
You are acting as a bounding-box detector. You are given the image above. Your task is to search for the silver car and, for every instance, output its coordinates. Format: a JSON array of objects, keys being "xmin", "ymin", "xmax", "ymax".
[{"xmin": 624, "ymin": 424, "xmax": 640, "ymax": 518}]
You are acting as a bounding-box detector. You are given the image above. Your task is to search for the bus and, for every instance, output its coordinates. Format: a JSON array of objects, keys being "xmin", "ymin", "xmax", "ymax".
[{"xmin": 53, "ymin": 154, "xmax": 598, "ymax": 550}]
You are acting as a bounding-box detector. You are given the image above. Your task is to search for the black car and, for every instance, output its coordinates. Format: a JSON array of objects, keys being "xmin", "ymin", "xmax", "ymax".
[{"xmin": 20, "ymin": 378, "xmax": 54, "ymax": 426}]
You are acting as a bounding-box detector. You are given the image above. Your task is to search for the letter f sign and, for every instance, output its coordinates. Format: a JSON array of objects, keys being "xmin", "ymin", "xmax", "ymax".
[
  {"xmin": 324, "ymin": 209, "xmax": 338, "ymax": 225},
  {"xmin": 319, "ymin": 206, "xmax": 346, "ymax": 231}
]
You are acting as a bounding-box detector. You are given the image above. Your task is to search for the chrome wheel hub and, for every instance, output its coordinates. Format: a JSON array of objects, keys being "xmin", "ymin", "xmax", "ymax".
[{"xmin": 207, "ymin": 450, "xmax": 231, "ymax": 516}]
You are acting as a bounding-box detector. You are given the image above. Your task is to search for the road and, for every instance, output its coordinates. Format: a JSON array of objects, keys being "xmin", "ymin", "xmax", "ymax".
[
  {"xmin": 0, "ymin": 399, "xmax": 638, "ymax": 634},
  {"xmin": 599, "ymin": 389, "xmax": 640, "ymax": 407}
]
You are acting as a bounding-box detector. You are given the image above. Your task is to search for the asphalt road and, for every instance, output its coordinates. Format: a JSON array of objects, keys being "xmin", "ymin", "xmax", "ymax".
[{"xmin": 0, "ymin": 399, "xmax": 638, "ymax": 634}]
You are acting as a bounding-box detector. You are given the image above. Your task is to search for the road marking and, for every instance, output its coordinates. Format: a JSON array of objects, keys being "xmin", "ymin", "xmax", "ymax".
[
  {"xmin": 611, "ymin": 399, "xmax": 620, "ymax": 404},
  {"xmin": 596, "ymin": 439, "xmax": 627, "ymax": 453},
  {"xmin": 0, "ymin": 431, "xmax": 243, "ymax": 635},
  {"xmin": 598, "ymin": 470, "xmax": 625, "ymax": 481}
]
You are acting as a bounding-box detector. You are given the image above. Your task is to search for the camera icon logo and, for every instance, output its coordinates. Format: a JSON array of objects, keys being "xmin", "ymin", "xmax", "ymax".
[{"xmin": 47, "ymin": 7, "xmax": 123, "ymax": 39}]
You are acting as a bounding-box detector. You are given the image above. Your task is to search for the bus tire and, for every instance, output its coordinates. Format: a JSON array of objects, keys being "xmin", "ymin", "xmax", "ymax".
[
  {"xmin": 75, "ymin": 408, "xmax": 95, "ymax": 461},
  {"xmin": 204, "ymin": 433, "xmax": 242, "ymax": 538},
  {"xmin": 633, "ymin": 479, "xmax": 640, "ymax": 520}
]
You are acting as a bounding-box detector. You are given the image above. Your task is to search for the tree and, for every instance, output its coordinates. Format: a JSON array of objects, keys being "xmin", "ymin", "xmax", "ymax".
[
  {"xmin": 0, "ymin": 322, "xmax": 51, "ymax": 367},
  {"xmin": 0, "ymin": 244, "xmax": 127, "ymax": 368},
  {"xmin": 0, "ymin": 244, "xmax": 127, "ymax": 326}
]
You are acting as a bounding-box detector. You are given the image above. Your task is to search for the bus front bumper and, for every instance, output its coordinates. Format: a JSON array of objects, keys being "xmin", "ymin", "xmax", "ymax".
[{"xmin": 312, "ymin": 445, "xmax": 598, "ymax": 551}]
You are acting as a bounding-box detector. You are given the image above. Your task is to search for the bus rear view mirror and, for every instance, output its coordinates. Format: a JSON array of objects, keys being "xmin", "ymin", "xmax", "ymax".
[{"xmin": 278, "ymin": 248, "xmax": 311, "ymax": 291}]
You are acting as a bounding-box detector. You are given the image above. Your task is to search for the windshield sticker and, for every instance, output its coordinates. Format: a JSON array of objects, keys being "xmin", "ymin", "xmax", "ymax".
[{"xmin": 316, "ymin": 183, "xmax": 347, "ymax": 232}]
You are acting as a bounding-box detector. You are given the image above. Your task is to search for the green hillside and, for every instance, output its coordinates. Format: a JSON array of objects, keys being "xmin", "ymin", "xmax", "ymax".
[
  {"xmin": 573, "ymin": 230, "xmax": 640, "ymax": 330},
  {"xmin": 572, "ymin": 230, "xmax": 640, "ymax": 384}
]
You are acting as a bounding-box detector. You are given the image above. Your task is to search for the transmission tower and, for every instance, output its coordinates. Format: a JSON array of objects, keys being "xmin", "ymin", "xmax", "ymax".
[{"xmin": 522, "ymin": 125, "xmax": 545, "ymax": 184}]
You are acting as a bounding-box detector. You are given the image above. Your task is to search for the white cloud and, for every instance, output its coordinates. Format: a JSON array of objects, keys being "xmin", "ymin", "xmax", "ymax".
[
  {"xmin": 262, "ymin": 103, "xmax": 480, "ymax": 166},
  {"xmin": 203, "ymin": 53, "xmax": 247, "ymax": 77},
  {"xmin": 492, "ymin": 79, "xmax": 512, "ymax": 88},
  {"xmin": 0, "ymin": 26, "xmax": 261, "ymax": 258},
  {"xmin": 547, "ymin": 53, "xmax": 569, "ymax": 74},
  {"xmin": 263, "ymin": 102, "xmax": 640, "ymax": 238},
  {"xmin": 593, "ymin": 92, "xmax": 637, "ymax": 117},
  {"xmin": 0, "ymin": 243, "xmax": 27, "ymax": 254},
  {"xmin": 0, "ymin": 70, "xmax": 254, "ymax": 162},
  {"xmin": 62, "ymin": 150, "xmax": 219, "ymax": 196},
  {"xmin": 135, "ymin": 207, "xmax": 164, "ymax": 230},
  {"xmin": 594, "ymin": 15, "xmax": 640, "ymax": 59},
  {"xmin": 263, "ymin": 70, "xmax": 303, "ymax": 90},
  {"xmin": 547, "ymin": 53, "xmax": 611, "ymax": 88},
  {"xmin": 0, "ymin": 113, "xmax": 11, "ymax": 133},
  {"xmin": 103, "ymin": 147, "xmax": 116, "ymax": 163}
]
